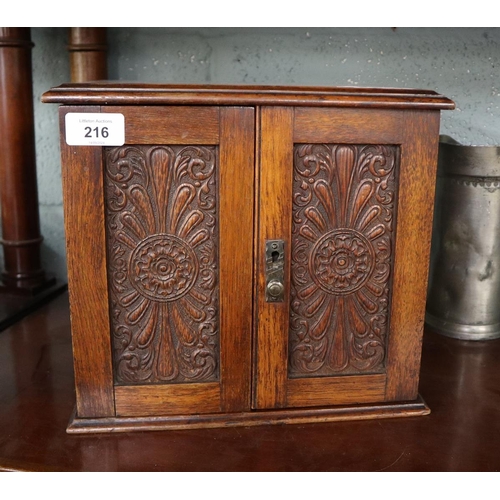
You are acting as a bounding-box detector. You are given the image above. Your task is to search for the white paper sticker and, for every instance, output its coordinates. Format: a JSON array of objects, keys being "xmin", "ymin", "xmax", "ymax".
[{"xmin": 65, "ymin": 113, "xmax": 125, "ymax": 146}]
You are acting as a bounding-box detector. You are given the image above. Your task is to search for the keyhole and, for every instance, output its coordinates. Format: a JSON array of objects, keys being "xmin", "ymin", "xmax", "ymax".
[{"xmin": 271, "ymin": 250, "xmax": 279, "ymax": 263}]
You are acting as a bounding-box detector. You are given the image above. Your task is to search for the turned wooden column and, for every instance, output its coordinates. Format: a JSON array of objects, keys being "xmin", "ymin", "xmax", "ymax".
[
  {"xmin": 68, "ymin": 28, "xmax": 107, "ymax": 82},
  {"xmin": 0, "ymin": 28, "xmax": 47, "ymax": 292}
]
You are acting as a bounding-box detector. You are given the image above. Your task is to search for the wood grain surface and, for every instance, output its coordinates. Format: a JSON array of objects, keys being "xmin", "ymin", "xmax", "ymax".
[
  {"xmin": 101, "ymin": 106, "xmax": 220, "ymax": 144},
  {"xmin": 253, "ymin": 107, "xmax": 294, "ymax": 409},
  {"xmin": 59, "ymin": 105, "xmax": 114, "ymax": 418},
  {"xmin": 286, "ymin": 374, "xmax": 387, "ymax": 407},
  {"xmin": 68, "ymin": 28, "xmax": 107, "ymax": 83},
  {"xmin": 219, "ymin": 107, "xmax": 254, "ymax": 412},
  {"xmin": 52, "ymin": 85, "xmax": 451, "ymax": 431},
  {"xmin": 0, "ymin": 27, "xmax": 46, "ymax": 290},
  {"xmin": 293, "ymin": 107, "xmax": 404, "ymax": 143},
  {"xmin": 385, "ymin": 110, "xmax": 441, "ymax": 401},
  {"xmin": 2, "ymin": 292, "xmax": 499, "ymax": 470},
  {"xmin": 115, "ymin": 383, "xmax": 221, "ymax": 417},
  {"xmin": 42, "ymin": 82, "xmax": 456, "ymax": 110}
]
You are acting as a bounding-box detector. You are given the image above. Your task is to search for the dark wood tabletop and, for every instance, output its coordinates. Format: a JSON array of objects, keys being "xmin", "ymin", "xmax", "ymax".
[{"xmin": 0, "ymin": 292, "xmax": 498, "ymax": 472}]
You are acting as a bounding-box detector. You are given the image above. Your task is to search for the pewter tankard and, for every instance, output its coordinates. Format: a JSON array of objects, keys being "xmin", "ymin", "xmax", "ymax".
[{"xmin": 426, "ymin": 135, "xmax": 500, "ymax": 340}]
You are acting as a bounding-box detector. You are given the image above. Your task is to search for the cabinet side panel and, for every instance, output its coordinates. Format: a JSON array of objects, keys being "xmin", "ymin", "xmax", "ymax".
[
  {"xmin": 104, "ymin": 144, "xmax": 220, "ymax": 385},
  {"xmin": 219, "ymin": 107, "xmax": 255, "ymax": 412},
  {"xmin": 59, "ymin": 106, "xmax": 115, "ymax": 418},
  {"xmin": 289, "ymin": 144, "xmax": 399, "ymax": 378},
  {"xmin": 385, "ymin": 110, "xmax": 441, "ymax": 401}
]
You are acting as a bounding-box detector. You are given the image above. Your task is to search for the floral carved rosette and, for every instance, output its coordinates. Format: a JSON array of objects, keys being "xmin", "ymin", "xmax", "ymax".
[
  {"xmin": 105, "ymin": 145, "xmax": 218, "ymax": 384},
  {"xmin": 289, "ymin": 144, "xmax": 398, "ymax": 377}
]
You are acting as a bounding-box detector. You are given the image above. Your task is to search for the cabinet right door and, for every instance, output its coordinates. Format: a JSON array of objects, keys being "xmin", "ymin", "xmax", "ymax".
[{"xmin": 253, "ymin": 106, "xmax": 441, "ymax": 410}]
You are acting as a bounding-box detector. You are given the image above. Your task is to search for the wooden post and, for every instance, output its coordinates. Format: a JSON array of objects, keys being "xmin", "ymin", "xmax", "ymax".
[
  {"xmin": 68, "ymin": 28, "xmax": 107, "ymax": 82},
  {"xmin": 0, "ymin": 27, "xmax": 50, "ymax": 293}
]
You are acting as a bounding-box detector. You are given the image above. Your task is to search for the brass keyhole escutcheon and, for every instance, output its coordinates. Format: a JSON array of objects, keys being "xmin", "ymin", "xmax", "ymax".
[{"xmin": 265, "ymin": 240, "xmax": 285, "ymax": 302}]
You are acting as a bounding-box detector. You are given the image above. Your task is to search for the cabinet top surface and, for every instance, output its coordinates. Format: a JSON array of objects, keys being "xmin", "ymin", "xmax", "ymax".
[{"xmin": 42, "ymin": 82, "xmax": 455, "ymax": 110}]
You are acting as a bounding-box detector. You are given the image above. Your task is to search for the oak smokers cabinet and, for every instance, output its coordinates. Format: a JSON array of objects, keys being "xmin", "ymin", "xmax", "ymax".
[{"xmin": 42, "ymin": 84, "xmax": 454, "ymax": 433}]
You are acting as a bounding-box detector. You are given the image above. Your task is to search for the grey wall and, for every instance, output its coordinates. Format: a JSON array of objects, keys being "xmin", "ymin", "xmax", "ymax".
[{"xmin": 29, "ymin": 27, "xmax": 500, "ymax": 281}]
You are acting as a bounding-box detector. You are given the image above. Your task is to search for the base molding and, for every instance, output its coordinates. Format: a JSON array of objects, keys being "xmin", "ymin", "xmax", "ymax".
[{"xmin": 67, "ymin": 395, "xmax": 430, "ymax": 434}]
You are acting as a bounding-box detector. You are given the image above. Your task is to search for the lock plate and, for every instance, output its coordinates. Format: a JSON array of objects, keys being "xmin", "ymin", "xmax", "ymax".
[{"xmin": 265, "ymin": 240, "xmax": 285, "ymax": 302}]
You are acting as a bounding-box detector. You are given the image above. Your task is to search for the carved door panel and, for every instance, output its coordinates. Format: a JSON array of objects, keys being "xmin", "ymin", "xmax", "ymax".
[
  {"xmin": 253, "ymin": 106, "xmax": 439, "ymax": 409},
  {"xmin": 102, "ymin": 106, "xmax": 255, "ymax": 417}
]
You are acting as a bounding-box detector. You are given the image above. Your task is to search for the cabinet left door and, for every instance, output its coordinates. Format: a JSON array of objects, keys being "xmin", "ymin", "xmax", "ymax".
[{"xmin": 59, "ymin": 105, "xmax": 255, "ymax": 418}]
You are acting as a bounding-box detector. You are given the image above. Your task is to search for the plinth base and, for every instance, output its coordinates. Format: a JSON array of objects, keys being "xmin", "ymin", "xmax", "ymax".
[{"xmin": 67, "ymin": 394, "xmax": 430, "ymax": 434}]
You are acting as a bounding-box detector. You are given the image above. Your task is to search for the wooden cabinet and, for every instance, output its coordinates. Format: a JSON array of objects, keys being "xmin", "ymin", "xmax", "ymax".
[{"xmin": 42, "ymin": 84, "xmax": 454, "ymax": 433}]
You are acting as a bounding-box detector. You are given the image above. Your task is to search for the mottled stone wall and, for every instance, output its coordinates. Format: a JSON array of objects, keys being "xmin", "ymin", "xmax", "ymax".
[{"xmin": 23, "ymin": 27, "xmax": 500, "ymax": 280}]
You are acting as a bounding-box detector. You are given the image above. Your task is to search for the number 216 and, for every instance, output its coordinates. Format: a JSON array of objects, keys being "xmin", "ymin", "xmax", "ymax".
[{"xmin": 84, "ymin": 126, "xmax": 109, "ymax": 138}]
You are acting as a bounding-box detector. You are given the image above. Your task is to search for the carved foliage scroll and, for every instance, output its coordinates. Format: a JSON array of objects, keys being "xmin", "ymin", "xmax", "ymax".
[
  {"xmin": 105, "ymin": 145, "xmax": 218, "ymax": 384},
  {"xmin": 289, "ymin": 144, "xmax": 398, "ymax": 377}
]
